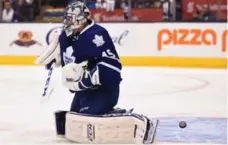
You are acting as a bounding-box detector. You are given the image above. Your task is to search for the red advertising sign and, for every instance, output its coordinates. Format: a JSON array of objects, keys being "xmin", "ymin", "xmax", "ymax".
[
  {"xmin": 90, "ymin": 9, "xmax": 163, "ymax": 22},
  {"xmin": 182, "ymin": 0, "xmax": 227, "ymax": 20}
]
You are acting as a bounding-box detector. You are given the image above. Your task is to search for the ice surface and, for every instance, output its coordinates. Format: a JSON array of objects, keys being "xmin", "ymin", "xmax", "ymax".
[{"xmin": 0, "ymin": 66, "xmax": 226, "ymax": 144}]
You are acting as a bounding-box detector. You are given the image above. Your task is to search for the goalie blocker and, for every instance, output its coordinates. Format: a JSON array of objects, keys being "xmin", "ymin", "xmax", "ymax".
[{"xmin": 54, "ymin": 109, "xmax": 159, "ymax": 144}]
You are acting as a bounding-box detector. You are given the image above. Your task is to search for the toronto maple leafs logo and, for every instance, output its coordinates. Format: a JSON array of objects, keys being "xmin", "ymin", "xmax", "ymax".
[
  {"xmin": 63, "ymin": 46, "xmax": 76, "ymax": 64},
  {"xmin": 93, "ymin": 35, "xmax": 105, "ymax": 47}
]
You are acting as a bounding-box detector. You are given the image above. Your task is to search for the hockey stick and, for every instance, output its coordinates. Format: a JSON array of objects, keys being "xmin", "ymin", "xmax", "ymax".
[{"xmin": 41, "ymin": 63, "xmax": 55, "ymax": 103}]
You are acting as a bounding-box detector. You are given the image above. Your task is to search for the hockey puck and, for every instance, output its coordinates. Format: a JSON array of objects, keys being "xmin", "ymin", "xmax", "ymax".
[{"xmin": 179, "ymin": 121, "xmax": 187, "ymax": 128}]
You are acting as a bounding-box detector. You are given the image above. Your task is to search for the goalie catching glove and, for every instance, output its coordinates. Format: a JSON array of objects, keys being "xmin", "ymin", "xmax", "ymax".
[
  {"xmin": 34, "ymin": 30, "xmax": 62, "ymax": 69},
  {"xmin": 62, "ymin": 61, "xmax": 100, "ymax": 91}
]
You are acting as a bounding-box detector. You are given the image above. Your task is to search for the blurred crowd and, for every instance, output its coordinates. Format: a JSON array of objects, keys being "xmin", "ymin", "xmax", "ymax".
[
  {"xmin": 87, "ymin": 0, "xmax": 169, "ymax": 9},
  {"xmin": 0, "ymin": 0, "xmax": 225, "ymax": 23},
  {"xmin": 1, "ymin": 0, "xmax": 38, "ymax": 22},
  {"xmin": 191, "ymin": 4, "xmax": 217, "ymax": 22}
]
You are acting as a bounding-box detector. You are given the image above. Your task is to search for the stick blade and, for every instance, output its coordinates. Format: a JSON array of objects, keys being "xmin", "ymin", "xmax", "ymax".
[{"xmin": 40, "ymin": 87, "xmax": 54, "ymax": 104}]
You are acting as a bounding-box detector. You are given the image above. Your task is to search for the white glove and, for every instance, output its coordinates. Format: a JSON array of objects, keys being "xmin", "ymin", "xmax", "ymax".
[
  {"xmin": 35, "ymin": 30, "xmax": 62, "ymax": 67},
  {"xmin": 62, "ymin": 61, "xmax": 88, "ymax": 89}
]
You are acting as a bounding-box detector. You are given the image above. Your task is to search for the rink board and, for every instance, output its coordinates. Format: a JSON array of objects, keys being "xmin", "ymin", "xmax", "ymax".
[
  {"xmin": 0, "ymin": 55, "xmax": 226, "ymax": 68},
  {"xmin": 0, "ymin": 23, "xmax": 227, "ymax": 68}
]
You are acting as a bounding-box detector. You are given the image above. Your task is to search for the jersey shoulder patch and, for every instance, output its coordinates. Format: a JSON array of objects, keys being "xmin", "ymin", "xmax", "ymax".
[
  {"xmin": 92, "ymin": 34, "xmax": 105, "ymax": 47},
  {"xmin": 89, "ymin": 25, "xmax": 109, "ymax": 47}
]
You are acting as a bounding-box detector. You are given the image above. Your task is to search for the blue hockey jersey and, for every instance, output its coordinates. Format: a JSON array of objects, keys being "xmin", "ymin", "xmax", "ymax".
[
  {"xmin": 59, "ymin": 21, "xmax": 122, "ymax": 114},
  {"xmin": 59, "ymin": 21, "xmax": 122, "ymax": 89}
]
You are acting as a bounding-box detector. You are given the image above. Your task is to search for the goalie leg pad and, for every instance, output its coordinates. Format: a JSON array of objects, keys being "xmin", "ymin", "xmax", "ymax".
[{"xmin": 65, "ymin": 111, "xmax": 158, "ymax": 144}]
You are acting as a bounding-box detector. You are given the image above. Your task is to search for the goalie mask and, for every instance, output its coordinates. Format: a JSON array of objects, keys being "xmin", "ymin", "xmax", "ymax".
[{"xmin": 63, "ymin": 1, "xmax": 91, "ymax": 37}]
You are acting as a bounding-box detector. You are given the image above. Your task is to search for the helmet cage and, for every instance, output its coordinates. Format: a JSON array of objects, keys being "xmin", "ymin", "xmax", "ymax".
[{"xmin": 63, "ymin": 2, "xmax": 90, "ymax": 37}]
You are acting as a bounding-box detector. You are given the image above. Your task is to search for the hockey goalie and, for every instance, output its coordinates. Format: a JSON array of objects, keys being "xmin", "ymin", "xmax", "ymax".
[{"xmin": 35, "ymin": 1, "xmax": 158, "ymax": 144}]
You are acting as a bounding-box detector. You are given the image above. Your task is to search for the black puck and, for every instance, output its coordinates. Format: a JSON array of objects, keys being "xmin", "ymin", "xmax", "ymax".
[{"xmin": 179, "ymin": 121, "xmax": 187, "ymax": 128}]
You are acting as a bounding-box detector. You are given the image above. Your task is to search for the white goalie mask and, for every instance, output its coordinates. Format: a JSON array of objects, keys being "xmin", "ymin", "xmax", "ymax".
[{"xmin": 63, "ymin": 1, "xmax": 91, "ymax": 37}]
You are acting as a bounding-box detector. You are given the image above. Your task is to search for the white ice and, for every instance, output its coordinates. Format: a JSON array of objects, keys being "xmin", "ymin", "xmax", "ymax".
[{"xmin": 0, "ymin": 66, "xmax": 226, "ymax": 145}]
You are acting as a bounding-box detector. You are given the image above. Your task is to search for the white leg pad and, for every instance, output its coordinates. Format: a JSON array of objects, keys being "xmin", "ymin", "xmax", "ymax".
[{"xmin": 65, "ymin": 112, "xmax": 149, "ymax": 144}]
